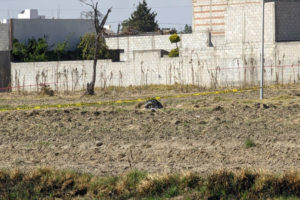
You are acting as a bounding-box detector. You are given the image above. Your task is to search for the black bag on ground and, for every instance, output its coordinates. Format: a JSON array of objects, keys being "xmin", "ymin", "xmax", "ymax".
[{"xmin": 144, "ymin": 99, "xmax": 163, "ymax": 109}]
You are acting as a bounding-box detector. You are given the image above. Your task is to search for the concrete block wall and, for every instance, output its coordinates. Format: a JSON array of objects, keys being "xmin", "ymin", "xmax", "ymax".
[
  {"xmin": 106, "ymin": 33, "xmax": 209, "ymax": 61},
  {"xmin": 11, "ymin": 41, "xmax": 300, "ymax": 92},
  {"xmin": 192, "ymin": 0, "xmax": 226, "ymax": 36},
  {"xmin": 224, "ymin": 1, "xmax": 275, "ymax": 44},
  {"xmin": 7, "ymin": 0, "xmax": 300, "ymax": 92},
  {"xmin": 276, "ymin": 2, "xmax": 300, "ymax": 42},
  {"xmin": 0, "ymin": 24, "xmax": 10, "ymax": 51},
  {"xmin": 192, "ymin": 0, "xmax": 276, "ymax": 45},
  {"xmin": 0, "ymin": 51, "xmax": 11, "ymax": 92},
  {"xmin": 11, "ymin": 19, "xmax": 95, "ymax": 50}
]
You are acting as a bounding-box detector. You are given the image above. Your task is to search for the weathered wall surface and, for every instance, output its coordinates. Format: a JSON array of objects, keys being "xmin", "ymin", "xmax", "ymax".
[
  {"xmin": 106, "ymin": 33, "xmax": 211, "ymax": 61},
  {"xmin": 225, "ymin": 2, "xmax": 275, "ymax": 44},
  {"xmin": 0, "ymin": 51, "xmax": 11, "ymax": 92},
  {"xmin": 11, "ymin": 41, "xmax": 300, "ymax": 92},
  {"xmin": 8, "ymin": 1, "xmax": 300, "ymax": 92},
  {"xmin": 0, "ymin": 24, "xmax": 10, "ymax": 51},
  {"xmin": 12, "ymin": 19, "xmax": 94, "ymax": 49},
  {"xmin": 106, "ymin": 1, "xmax": 276, "ymax": 62},
  {"xmin": 276, "ymin": 2, "xmax": 300, "ymax": 42}
]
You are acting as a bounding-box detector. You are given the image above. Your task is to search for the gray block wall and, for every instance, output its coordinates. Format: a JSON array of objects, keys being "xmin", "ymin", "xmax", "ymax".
[
  {"xmin": 0, "ymin": 24, "xmax": 10, "ymax": 51},
  {"xmin": 12, "ymin": 19, "xmax": 95, "ymax": 50},
  {"xmin": 276, "ymin": 2, "xmax": 300, "ymax": 42},
  {"xmin": 0, "ymin": 51, "xmax": 11, "ymax": 92}
]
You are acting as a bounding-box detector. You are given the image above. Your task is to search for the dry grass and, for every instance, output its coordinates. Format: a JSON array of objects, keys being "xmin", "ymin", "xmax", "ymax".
[{"xmin": 0, "ymin": 168, "xmax": 299, "ymax": 199}]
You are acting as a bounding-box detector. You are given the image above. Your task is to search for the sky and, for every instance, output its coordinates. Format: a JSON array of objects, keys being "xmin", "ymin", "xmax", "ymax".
[{"xmin": 0, "ymin": 0, "xmax": 192, "ymax": 32}]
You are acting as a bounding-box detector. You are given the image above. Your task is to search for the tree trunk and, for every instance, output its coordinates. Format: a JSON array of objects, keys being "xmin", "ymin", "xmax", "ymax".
[
  {"xmin": 83, "ymin": 3, "xmax": 111, "ymax": 95},
  {"xmin": 87, "ymin": 34, "xmax": 101, "ymax": 95}
]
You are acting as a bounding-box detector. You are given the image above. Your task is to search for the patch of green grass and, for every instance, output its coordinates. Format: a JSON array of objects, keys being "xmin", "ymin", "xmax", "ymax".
[
  {"xmin": 240, "ymin": 100, "xmax": 256, "ymax": 104},
  {"xmin": 37, "ymin": 141, "xmax": 51, "ymax": 147},
  {"xmin": 273, "ymin": 95, "xmax": 295, "ymax": 100},
  {"xmin": 245, "ymin": 138, "xmax": 256, "ymax": 149},
  {"xmin": 0, "ymin": 168, "xmax": 299, "ymax": 200},
  {"xmin": 274, "ymin": 197, "xmax": 299, "ymax": 200},
  {"xmin": 0, "ymin": 104, "xmax": 13, "ymax": 110},
  {"xmin": 184, "ymin": 121, "xmax": 190, "ymax": 128},
  {"xmin": 114, "ymin": 107, "xmax": 127, "ymax": 113},
  {"xmin": 213, "ymin": 96, "xmax": 230, "ymax": 102}
]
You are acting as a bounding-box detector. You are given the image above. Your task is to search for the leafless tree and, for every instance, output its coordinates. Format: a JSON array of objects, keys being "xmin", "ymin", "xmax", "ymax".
[{"xmin": 80, "ymin": 0, "xmax": 112, "ymax": 95}]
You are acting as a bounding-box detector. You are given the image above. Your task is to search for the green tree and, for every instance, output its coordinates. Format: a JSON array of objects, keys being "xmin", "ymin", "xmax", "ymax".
[
  {"xmin": 12, "ymin": 38, "xmax": 48, "ymax": 62},
  {"xmin": 53, "ymin": 40, "xmax": 70, "ymax": 61},
  {"xmin": 169, "ymin": 33, "xmax": 181, "ymax": 48},
  {"xmin": 12, "ymin": 39, "xmax": 27, "ymax": 62},
  {"xmin": 181, "ymin": 24, "xmax": 192, "ymax": 34},
  {"xmin": 26, "ymin": 38, "xmax": 48, "ymax": 62},
  {"xmin": 169, "ymin": 33, "xmax": 180, "ymax": 58},
  {"xmin": 122, "ymin": 0, "xmax": 159, "ymax": 33},
  {"xmin": 168, "ymin": 48, "xmax": 179, "ymax": 57},
  {"xmin": 78, "ymin": 32, "xmax": 109, "ymax": 60}
]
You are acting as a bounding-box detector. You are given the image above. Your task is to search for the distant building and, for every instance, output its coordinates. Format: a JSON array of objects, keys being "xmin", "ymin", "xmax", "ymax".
[
  {"xmin": 0, "ymin": 19, "xmax": 8, "ymax": 24},
  {"xmin": 18, "ymin": 9, "xmax": 45, "ymax": 19},
  {"xmin": 1, "ymin": 9, "xmax": 115, "ymax": 50}
]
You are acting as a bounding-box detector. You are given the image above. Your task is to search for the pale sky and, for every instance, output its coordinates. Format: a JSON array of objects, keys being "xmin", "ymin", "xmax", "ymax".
[{"xmin": 0, "ymin": 0, "xmax": 192, "ymax": 31}]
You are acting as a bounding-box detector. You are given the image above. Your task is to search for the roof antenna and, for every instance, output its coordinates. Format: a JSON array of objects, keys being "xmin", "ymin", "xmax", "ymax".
[{"xmin": 57, "ymin": 5, "xmax": 61, "ymax": 19}]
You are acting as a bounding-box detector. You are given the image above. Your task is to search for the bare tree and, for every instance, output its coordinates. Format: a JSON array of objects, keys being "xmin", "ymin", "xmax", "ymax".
[{"xmin": 80, "ymin": 0, "xmax": 112, "ymax": 95}]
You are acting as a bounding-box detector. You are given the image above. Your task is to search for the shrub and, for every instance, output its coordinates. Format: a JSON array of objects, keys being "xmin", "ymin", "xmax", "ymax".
[
  {"xmin": 169, "ymin": 33, "xmax": 181, "ymax": 44},
  {"xmin": 245, "ymin": 138, "xmax": 256, "ymax": 149},
  {"xmin": 168, "ymin": 48, "xmax": 179, "ymax": 57},
  {"xmin": 12, "ymin": 38, "xmax": 48, "ymax": 62},
  {"xmin": 40, "ymin": 84, "xmax": 54, "ymax": 96},
  {"xmin": 77, "ymin": 32, "xmax": 109, "ymax": 60}
]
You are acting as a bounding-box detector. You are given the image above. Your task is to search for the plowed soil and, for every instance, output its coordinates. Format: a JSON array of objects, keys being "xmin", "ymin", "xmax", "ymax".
[{"xmin": 0, "ymin": 85, "xmax": 299, "ymax": 176}]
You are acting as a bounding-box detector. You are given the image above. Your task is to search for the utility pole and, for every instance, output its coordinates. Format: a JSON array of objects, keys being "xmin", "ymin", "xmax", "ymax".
[
  {"xmin": 7, "ymin": 9, "xmax": 10, "ymax": 19},
  {"xmin": 260, "ymin": 0, "xmax": 265, "ymax": 100}
]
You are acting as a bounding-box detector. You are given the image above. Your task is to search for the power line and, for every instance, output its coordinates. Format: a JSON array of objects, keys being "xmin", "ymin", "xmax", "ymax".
[
  {"xmin": 0, "ymin": 5, "xmax": 192, "ymax": 12},
  {"xmin": 106, "ymin": 21, "xmax": 191, "ymax": 26}
]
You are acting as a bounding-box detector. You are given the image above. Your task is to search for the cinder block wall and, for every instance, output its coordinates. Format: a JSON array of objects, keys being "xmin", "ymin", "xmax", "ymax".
[
  {"xmin": 8, "ymin": 1, "xmax": 300, "ymax": 92},
  {"xmin": 192, "ymin": 0, "xmax": 226, "ymax": 37},
  {"xmin": 10, "ymin": 41, "xmax": 300, "ymax": 92},
  {"xmin": 0, "ymin": 51, "xmax": 11, "ymax": 92},
  {"xmin": 276, "ymin": 2, "xmax": 300, "ymax": 42},
  {"xmin": 106, "ymin": 33, "xmax": 209, "ymax": 61},
  {"xmin": 12, "ymin": 19, "xmax": 94, "ymax": 50},
  {"xmin": 0, "ymin": 24, "xmax": 10, "ymax": 51},
  {"xmin": 225, "ymin": 1, "xmax": 275, "ymax": 44},
  {"xmin": 192, "ymin": 0, "xmax": 275, "ymax": 44}
]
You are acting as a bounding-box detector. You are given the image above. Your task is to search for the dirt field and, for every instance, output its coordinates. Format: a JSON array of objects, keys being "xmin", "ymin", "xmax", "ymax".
[{"xmin": 0, "ymin": 85, "xmax": 299, "ymax": 176}]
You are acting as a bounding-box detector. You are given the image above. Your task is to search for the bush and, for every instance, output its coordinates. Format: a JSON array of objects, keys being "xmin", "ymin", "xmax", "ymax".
[
  {"xmin": 245, "ymin": 138, "xmax": 256, "ymax": 149},
  {"xmin": 169, "ymin": 33, "xmax": 181, "ymax": 44},
  {"xmin": 11, "ymin": 33, "xmax": 110, "ymax": 62},
  {"xmin": 168, "ymin": 48, "xmax": 179, "ymax": 57},
  {"xmin": 0, "ymin": 169, "xmax": 299, "ymax": 199},
  {"xmin": 40, "ymin": 84, "xmax": 54, "ymax": 96},
  {"xmin": 12, "ymin": 38, "xmax": 48, "ymax": 62},
  {"xmin": 77, "ymin": 33, "xmax": 109, "ymax": 60}
]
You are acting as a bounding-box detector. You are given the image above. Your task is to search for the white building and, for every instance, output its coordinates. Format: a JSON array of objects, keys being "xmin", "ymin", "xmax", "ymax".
[{"xmin": 18, "ymin": 9, "xmax": 45, "ymax": 19}]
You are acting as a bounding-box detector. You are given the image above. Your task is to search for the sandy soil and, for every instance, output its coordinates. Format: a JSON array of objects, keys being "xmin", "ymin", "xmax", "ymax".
[{"xmin": 0, "ymin": 85, "xmax": 299, "ymax": 176}]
